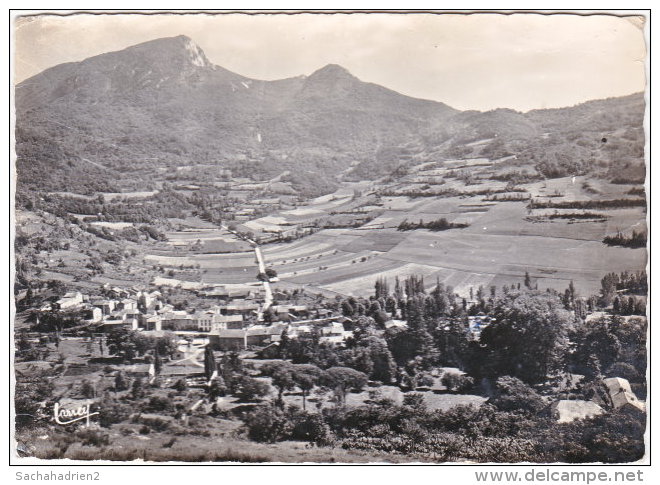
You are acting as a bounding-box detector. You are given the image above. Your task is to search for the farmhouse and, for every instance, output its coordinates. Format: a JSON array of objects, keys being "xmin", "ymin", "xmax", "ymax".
[
  {"xmin": 550, "ymin": 400, "xmax": 605, "ymax": 423},
  {"xmin": 603, "ymin": 377, "xmax": 645, "ymax": 412},
  {"xmin": 83, "ymin": 306, "xmax": 103, "ymax": 323},
  {"xmin": 100, "ymin": 318, "xmax": 138, "ymax": 332},
  {"xmin": 246, "ymin": 324, "xmax": 286, "ymax": 346},
  {"xmin": 208, "ymin": 329, "xmax": 247, "ymax": 351},
  {"xmin": 57, "ymin": 292, "xmax": 84, "ymax": 310},
  {"xmin": 198, "ymin": 287, "xmax": 230, "ymax": 300},
  {"xmin": 161, "ymin": 311, "xmax": 196, "ymax": 331},
  {"xmin": 270, "ymin": 304, "xmax": 310, "ymax": 319},
  {"xmin": 117, "ymin": 298, "xmax": 138, "ymax": 311},
  {"xmin": 221, "ymin": 301, "xmax": 260, "ymax": 316},
  {"xmin": 195, "ymin": 312, "xmax": 244, "ymax": 331},
  {"xmin": 140, "ymin": 314, "xmax": 162, "ymax": 331},
  {"xmin": 209, "ymin": 323, "xmax": 289, "ymax": 350},
  {"xmin": 91, "ymin": 299, "xmax": 117, "ymax": 315},
  {"xmin": 214, "ymin": 314, "xmax": 244, "ymax": 330}
]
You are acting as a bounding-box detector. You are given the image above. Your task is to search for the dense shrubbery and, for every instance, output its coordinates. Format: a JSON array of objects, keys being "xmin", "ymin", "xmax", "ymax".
[
  {"xmin": 603, "ymin": 230, "xmax": 646, "ymax": 249},
  {"xmin": 529, "ymin": 198, "xmax": 646, "ymax": 210},
  {"xmin": 397, "ymin": 218, "xmax": 468, "ymax": 232},
  {"xmin": 243, "ymin": 403, "xmax": 334, "ymax": 445}
]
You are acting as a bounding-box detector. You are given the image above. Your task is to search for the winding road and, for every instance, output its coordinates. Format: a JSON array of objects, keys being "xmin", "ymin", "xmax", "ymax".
[{"xmin": 222, "ymin": 225, "xmax": 273, "ymax": 320}]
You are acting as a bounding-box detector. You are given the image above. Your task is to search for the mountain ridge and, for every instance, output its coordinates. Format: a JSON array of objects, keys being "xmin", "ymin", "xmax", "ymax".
[{"xmin": 14, "ymin": 36, "xmax": 646, "ymax": 197}]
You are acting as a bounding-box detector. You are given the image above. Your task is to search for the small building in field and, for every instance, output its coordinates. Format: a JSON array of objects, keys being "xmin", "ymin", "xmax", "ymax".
[
  {"xmin": 194, "ymin": 312, "xmax": 244, "ymax": 332},
  {"xmin": 550, "ymin": 400, "xmax": 605, "ymax": 423},
  {"xmin": 214, "ymin": 314, "xmax": 245, "ymax": 330},
  {"xmin": 322, "ymin": 322, "xmax": 345, "ymax": 336},
  {"xmin": 117, "ymin": 299, "xmax": 137, "ymax": 311},
  {"xmin": 124, "ymin": 363, "xmax": 153, "ymax": 378},
  {"xmin": 246, "ymin": 324, "xmax": 286, "ymax": 347},
  {"xmin": 161, "ymin": 311, "xmax": 195, "ymax": 331},
  {"xmin": 384, "ymin": 319, "xmax": 408, "ymax": 330},
  {"xmin": 83, "ymin": 307, "xmax": 103, "ymax": 323},
  {"xmin": 57, "ymin": 292, "xmax": 84, "ymax": 310},
  {"xmin": 198, "ymin": 287, "xmax": 231, "ymax": 300},
  {"xmin": 603, "ymin": 377, "xmax": 645, "ymax": 412},
  {"xmin": 221, "ymin": 301, "xmax": 260, "ymax": 317},
  {"xmin": 141, "ymin": 314, "xmax": 162, "ymax": 331},
  {"xmin": 91, "ymin": 299, "xmax": 117, "ymax": 315},
  {"xmin": 100, "ymin": 318, "xmax": 137, "ymax": 332},
  {"xmin": 208, "ymin": 329, "xmax": 247, "ymax": 351}
]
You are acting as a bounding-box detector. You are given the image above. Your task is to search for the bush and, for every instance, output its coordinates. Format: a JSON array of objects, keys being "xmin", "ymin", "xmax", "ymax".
[
  {"xmin": 146, "ymin": 396, "xmax": 174, "ymax": 412},
  {"xmin": 136, "ymin": 415, "xmax": 172, "ymax": 432},
  {"xmin": 75, "ymin": 428, "xmax": 110, "ymax": 447},
  {"xmin": 441, "ymin": 372, "xmax": 474, "ymax": 393},
  {"xmin": 172, "ymin": 379, "xmax": 187, "ymax": 393},
  {"xmin": 489, "ymin": 376, "xmax": 546, "ymax": 415},
  {"xmin": 98, "ymin": 399, "xmax": 132, "ymax": 428},
  {"xmin": 235, "ymin": 376, "xmax": 271, "ymax": 402},
  {"xmin": 244, "ymin": 403, "xmax": 293, "ymax": 443},
  {"xmin": 417, "ymin": 373, "xmax": 435, "ymax": 388},
  {"xmin": 402, "ymin": 392, "xmax": 426, "ymax": 410},
  {"xmin": 289, "ymin": 409, "xmax": 335, "ymax": 446}
]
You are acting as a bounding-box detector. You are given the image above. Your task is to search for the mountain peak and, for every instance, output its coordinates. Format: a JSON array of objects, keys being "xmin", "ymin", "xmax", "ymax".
[
  {"xmin": 310, "ymin": 64, "xmax": 354, "ymax": 78},
  {"xmin": 127, "ymin": 35, "xmax": 211, "ymax": 68}
]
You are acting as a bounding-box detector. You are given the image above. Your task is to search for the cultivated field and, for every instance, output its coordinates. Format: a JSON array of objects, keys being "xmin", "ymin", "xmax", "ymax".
[
  {"xmin": 252, "ymin": 171, "xmax": 646, "ymax": 298},
  {"xmin": 129, "ymin": 163, "xmax": 647, "ymax": 300}
]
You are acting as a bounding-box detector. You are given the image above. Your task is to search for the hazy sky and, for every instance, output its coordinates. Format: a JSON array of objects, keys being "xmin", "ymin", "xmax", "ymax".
[{"xmin": 13, "ymin": 11, "xmax": 647, "ymax": 112}]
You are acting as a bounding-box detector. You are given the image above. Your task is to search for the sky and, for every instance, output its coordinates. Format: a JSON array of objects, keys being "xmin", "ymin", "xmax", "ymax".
[{"xmin": 13, "ymin": 11, "xmax": 647, "ymax": 112}]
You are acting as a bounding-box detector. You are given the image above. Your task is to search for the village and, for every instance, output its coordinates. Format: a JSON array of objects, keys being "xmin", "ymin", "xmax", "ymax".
[{"xmin": 38, "ymin": 283, "xmax": 364, "ymax": 353}]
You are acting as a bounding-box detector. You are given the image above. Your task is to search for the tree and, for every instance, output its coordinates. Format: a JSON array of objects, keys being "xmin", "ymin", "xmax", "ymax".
[
  {"xmin": 341, "ymin": 300, "xmax": 355, "ymax": 317},
  {"xmin": 235, "ymin": 376, "xmax": 270, "ymax": 402},
  {"xmin": 244, "ymin": 403, "xmax": 293, "ymax": 443},
  {"xmin": 263, "ymin": 362, "xmax": 296, "ymax": 406},
  {"xmin": 322, "ymin": 367, "xmax": 368, "ymax": 405},
  {"xmin": 153, "ymin": 349, "xmax": 162, "ymax": 375},
  {"xmin": 208, "ymin": 377, "xmax": 227, "ymax": 401},
  {"xmin": 265, "ymin": 268, "xmax": 278, "ymax": 279},
  {"xmin": 570, "ymin": 317, "xmax": 622, "ymax": 375},
  {"xmin": 279, "ymin": 327, "xmax": 290, "ymax": 359},
  {"xmin": 357, "ymin": 336, "xmax": 397, "ymax": 384},
  {"xmin": 106, "ymin": 327, "xmax": 138, "ymax": 362},
  {"xmin": 489, "ymin": 376, "xmax": 546, "ymax": 414},
  {"xmin": 263, "ymin": 307, "xmax": 277, "ymax": 323},
  {"xmin": 292, "ymin": 364, "xmax": 323, "ymax": 410},
  {"xmin": 441, "ymin": 372, "xmax": 474, "ymax": 393},
  {"xmin": 203, "ymin": 345, "xmax": 216, "ymax": 381},
  {"xmin": 172, "ymin": 378, "xmax": 187, "ymax": 394},
  {"xmin": 474, "ymin": 292, "xmax": 573, "ymax": 384},
  {"xmin": 80, "ymin": 380, "xmax": 96, "ymax": 399},
  {"xmin": 131, "ymin": 378, "xmax": 146, "ymax": 400},
  {"xmin": 219, "ymin": 352, "xmax": 245, "ymax": 393},
  {"xmin": 257, "ymin": 272, "xmax": 268, "ymax": 282},
  {"xmin": 114, "ymin": 371, "xmax": 129, "ymax": 392}
]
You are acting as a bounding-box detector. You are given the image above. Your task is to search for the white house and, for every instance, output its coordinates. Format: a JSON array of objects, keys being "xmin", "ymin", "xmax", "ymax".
[{"xmin": 57, "ymin": 292, "xmax": 84, "ymax": 310}]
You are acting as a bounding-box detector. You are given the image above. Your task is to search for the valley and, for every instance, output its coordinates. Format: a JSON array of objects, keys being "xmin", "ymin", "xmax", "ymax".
[{"xmin": 12, "ymin": 31, "xmax": 648, "ymax": 465}]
